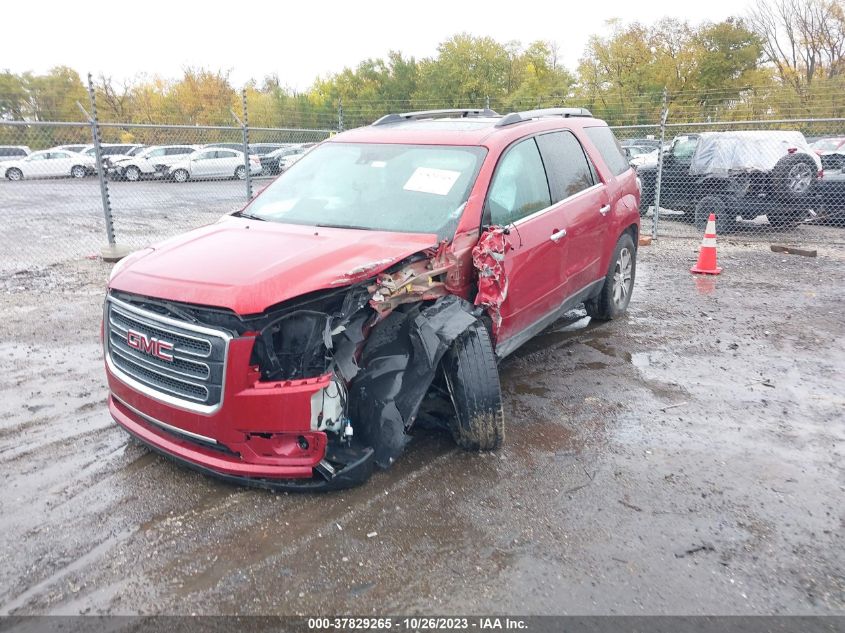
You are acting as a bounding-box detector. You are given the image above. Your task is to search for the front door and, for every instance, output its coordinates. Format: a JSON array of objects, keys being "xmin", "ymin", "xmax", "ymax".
[{"xmin": 483, "ymin": 137, "xmax": 570, "ymax": 346}]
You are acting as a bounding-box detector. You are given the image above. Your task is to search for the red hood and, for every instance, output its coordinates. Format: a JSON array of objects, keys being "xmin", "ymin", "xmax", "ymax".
[{"xmin": 109, "ymin": 216, "xmax": 438, "ymax": 314}]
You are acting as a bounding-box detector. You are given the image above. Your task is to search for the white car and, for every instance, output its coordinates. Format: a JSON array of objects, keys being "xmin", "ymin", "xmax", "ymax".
[
  {"xmin": 167, "ymin": 148, "xmax": 262, "ymax": 182},
  {"xmin": 1, "ymin": 149, "xmax": 95, "ymax": 181},
  {"xmin": 109, "ymin": 145, "xmax": 199, "ymax": 181}
]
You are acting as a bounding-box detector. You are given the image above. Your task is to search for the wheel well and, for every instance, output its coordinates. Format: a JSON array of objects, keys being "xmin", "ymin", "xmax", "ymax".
[{"xmin": 623, "ymin": 222, "xmax": 638, "ymax": 246}]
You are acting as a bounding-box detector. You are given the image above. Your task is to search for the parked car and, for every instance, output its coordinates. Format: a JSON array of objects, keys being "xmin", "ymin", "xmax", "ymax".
[
  {"xmin": 79, "ymin": 143, "xmax": 143, "ymax": 160},
  {"xmin": 277, "ymin": 143, "xmax": 317, "ymax": 171},
  {"xmin": 1, "ymin": 149, "xmax": 95, "ymax": 181},
  {"xmin": 52, "ymin": 144, "xmax": 88, "ymax": 153},
  {"xmin": 103, "ymin": 107, "xmax": 641, "ymax": 490},
  {"xmin": 259, "ymin": 143, "xmax": 315, "ymax": 175},
  {"xmin": 637, "ymin": 131, "xmax": 822, "ymax": 231},
  {"xmin": 102, "ymin": 145, "xmax": 147, "ymax": 169},
  {"xmin": 0, "ymin": 145, "xmax": 31, "ymax": 161},
  {"xmin": 201, "ymin": 142, "xmax": 244, "ymax": 151},
  {"xmin": 621, "ymin": 138, "xmax": 660, "ymax": 150},
  {"xmin": 167, "ymin": 148, "xmax": 262, "ymax": 182},
  {"xmin": 810, "ymin": 137, "xmax": 845, "ymax": 155},
  {"xmin": 109, "ymin": 145, "xmax": 199, "ymax": 181}
]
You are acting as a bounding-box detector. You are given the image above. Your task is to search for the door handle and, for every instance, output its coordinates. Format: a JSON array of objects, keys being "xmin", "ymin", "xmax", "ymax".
[
  {"xmin": 550, "ymin": 228, "xmax": 567, "ymax": 242},
  {"xmin": 599, "ymin": 204, "xmax": 611, "ymax": 216}
]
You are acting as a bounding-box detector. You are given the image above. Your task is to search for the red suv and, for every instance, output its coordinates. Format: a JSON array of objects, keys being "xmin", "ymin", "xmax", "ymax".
[{"xmin": 103, "ymin": 107, "xmax": 640, "ymax": 490}]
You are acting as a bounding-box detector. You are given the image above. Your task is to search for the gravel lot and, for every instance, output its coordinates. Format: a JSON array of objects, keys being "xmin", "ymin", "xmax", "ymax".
[{"xmin": 1, "ymin": 238, "xmax": 843, "ymax": 616}]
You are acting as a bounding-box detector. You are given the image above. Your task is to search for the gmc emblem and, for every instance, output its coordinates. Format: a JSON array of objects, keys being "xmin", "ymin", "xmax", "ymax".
[{"xmin": 126, "ymin": 329, "xmax": 174, "ymax": 362}]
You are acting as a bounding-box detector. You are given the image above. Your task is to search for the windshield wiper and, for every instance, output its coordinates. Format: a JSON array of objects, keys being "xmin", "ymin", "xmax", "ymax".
[
  {"xmin": 236, "ymin": 211, "xmax": 267, "ymax": 221},
  {"xmin": 315, "ymin": 223, "xmax": 372, "ymax": 230}
]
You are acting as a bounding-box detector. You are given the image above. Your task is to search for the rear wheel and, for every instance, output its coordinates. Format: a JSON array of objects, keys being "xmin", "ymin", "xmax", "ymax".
[
  {"xmin": 442, "ymin": 321, "xmax": 504, "ymax": 451},
  {"xmin": 694, "ymin": 195, "xmax": 736, "ymax": 233},
  {"xmin": 234, "ymin": 165, "xmax": 246, "ymax": 180},
  {"xmin": 172, "ymin": 169, "xmax": 189, "ymax": 183},
  {"xmin": 585, "ymin": 232, "xmax": 636, "ymax": 321},
  {"xmin": 124, "ymin": 165, "xmax": 141, "ymax": 182},
  {"xmin": 70, "ymin": 165, "xmax": 86, "ymax": 179},
  {"xmin": 6, "ymin": 168, "xmax": 23, "ymax": 181}
]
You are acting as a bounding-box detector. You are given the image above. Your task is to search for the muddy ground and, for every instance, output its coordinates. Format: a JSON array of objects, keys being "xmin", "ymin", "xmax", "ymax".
[{"xmin": 0, "ymin": 239, "xmax": 843, "ymax": 616}]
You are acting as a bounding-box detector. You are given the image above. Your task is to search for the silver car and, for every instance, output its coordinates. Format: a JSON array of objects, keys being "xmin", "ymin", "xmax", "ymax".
[{"xmin": 167, "ymin": 148, "xmax": 262, "ymax": 182}]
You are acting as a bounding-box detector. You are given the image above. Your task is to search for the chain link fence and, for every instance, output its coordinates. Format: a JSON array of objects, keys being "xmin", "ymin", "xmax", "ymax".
[{"xmin": 2, "ymin": 83, "xmax": 845, "ymax": 274}]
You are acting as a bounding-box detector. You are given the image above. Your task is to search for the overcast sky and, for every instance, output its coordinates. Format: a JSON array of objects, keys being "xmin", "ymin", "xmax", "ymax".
[{"xmin": 2, "ymin": 0, "xmax": 747, "ymax": 90}]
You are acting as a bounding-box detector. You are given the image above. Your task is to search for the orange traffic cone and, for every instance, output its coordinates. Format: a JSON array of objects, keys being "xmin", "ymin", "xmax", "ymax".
[{"xmin": 690, "ymin": 213, "xmax": 722, "ymax": 275}]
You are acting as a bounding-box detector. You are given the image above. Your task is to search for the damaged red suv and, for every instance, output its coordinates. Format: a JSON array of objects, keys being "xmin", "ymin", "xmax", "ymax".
[{"xmin": 103, "ymin": 107, "xmax": 640, "ymax": 489}]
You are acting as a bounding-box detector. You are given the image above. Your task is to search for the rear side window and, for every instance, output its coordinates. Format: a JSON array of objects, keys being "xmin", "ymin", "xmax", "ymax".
[
  {"xmin": 166, "ymin": 147, "xmax": 190, "ymax": 155},
  {"xmin": 535, "ymin": 131, "xmax": 595, "ymax": 202},
  {"xmin": 0, "ymin": 148, "xmax": 26, "ymax": 158},
  {"xmin": 487, "ymin": 138, "xmax": 551, "ymax": 225},
  {"xmin": 585, "ymin": 126, "xmax": 630, "ymax": 177}
]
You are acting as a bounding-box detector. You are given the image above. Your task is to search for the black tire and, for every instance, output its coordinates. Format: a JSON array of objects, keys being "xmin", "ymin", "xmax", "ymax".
[
  {"xmin": 771, "ymin": 153, "xmax": 817, "ymax": 202},
  {"xmin": 70, "ymin": 165, "xmax": 87, "ymax": 179},
  {"xmin": 441, "ymin": 321, "xmax": 504, "ymax": 451},
  {"xmin": 585, "ymin": 232, "xmax": 636, "ymax": 321},
  {"xmin": 172, "ymin": 169, "xmax": 189, "ymax": 183},
  {"xmin": 5, "ymin": 167, "xmax": 23, "ymax": 181},
  {"xmin": 235, "ymin": 165, "xmax": 246, "ymax": 180},
  {"xmin": 694, "ymin": 195, "xmax": 736, "ymax": 233},
  {"xmin": 124, "ymin": 165, "xmax": 141, "ymax": 182}
]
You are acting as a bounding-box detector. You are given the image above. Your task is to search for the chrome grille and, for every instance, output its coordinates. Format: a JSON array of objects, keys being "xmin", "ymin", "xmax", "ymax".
[{"xmin": 105, "ymin": 296, "xmax": 230, "ymax": 413}]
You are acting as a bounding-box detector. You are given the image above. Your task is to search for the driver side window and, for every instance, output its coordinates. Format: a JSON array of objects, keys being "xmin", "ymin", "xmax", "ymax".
[
  {"xmin": 672, "ymin": 136, "xmax": 699, "ymax": 160},
  {"xmin": 487, "ymin": 138, "xmax": 551, "ymax": 226}
]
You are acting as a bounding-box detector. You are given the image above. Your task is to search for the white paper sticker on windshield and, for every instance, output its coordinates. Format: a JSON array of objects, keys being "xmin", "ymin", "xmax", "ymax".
[
  {"xmin": 403, "ymin": 167, "xmax": 461, "ymax": 196},
  {"xmin": 371, "ymin": 160, "xmax": 386, "ymax": 168}
]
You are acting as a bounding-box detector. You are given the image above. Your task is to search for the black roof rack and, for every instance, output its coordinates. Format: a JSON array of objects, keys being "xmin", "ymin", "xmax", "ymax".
[
  {"xmin": 494, "ymin": 107, "xmax": 593, "ymax": 127},
  {"xmin": 372, "ymin": 108, "xmax": 500, "ymax": 126}
]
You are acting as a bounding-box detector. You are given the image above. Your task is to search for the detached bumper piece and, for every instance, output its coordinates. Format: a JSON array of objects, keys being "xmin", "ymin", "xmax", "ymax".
[{"xmin": 110, "ymin": 396, "xmax": 374, "ymax": 492}]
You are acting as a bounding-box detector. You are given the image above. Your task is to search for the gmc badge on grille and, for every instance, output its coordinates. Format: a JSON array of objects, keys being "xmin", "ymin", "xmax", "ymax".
[{"xmin": 126, "ymin": 329, "xmax": 175, "ymax": 362}]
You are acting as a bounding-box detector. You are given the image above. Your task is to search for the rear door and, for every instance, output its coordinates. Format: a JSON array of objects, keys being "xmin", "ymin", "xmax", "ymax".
[
  {"xmin": 535, "ymin": 131, "xmax": 610, "ymax": 295},
  {"xmin": 212, "ymin": 150, "xmax": 239, "ymax": 177},
  {"xmin": 46, "ymin": 151, "xmax": 74, "ymax": 177},
  {"xmin": 190, "ymin": 150, "xmax": 217, "ymax": 177},
  {"xmin": 484, "ymin": 137, "xmax": 569, "ymax": 344}
]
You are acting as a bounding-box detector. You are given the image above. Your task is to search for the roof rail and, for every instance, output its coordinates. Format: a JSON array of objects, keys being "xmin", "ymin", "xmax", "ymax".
[
  {"xmin": 494, "ymin": 107, "xmax": 593, "ymax": 127},
  {"xmin": 372, "ymin": 108, "xmax": 500, "ymax": 126}
]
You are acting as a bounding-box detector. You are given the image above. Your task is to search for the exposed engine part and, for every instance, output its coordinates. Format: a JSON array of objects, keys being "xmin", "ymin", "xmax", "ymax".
[
  {"xmin": 368, "ymin": 242, "xmax": 457, "ymax": 315},
  {"xmin": 310, "ymin": 375, "xmax": 348, "ymax": 434}
]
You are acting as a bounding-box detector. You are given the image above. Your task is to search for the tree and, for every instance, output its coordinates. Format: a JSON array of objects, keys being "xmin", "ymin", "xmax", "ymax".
[{"xmin": 748, "ymin": 0, "xmax": 845, "ymax": 91}]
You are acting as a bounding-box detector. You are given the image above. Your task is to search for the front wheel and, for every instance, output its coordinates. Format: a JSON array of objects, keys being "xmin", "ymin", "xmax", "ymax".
[
  {"xmin": 585, "ymin": 232, "xmax": 636, "ymax": 321},
  {"xmin": 442, "ymin": 321, "xmax": 504, "ymax": 451},
  {"xmin": 694, "ymin": 194, "xmax": 736, "ymax": 233},
  {"xmin": 70, "ymin": 165, "xmax": 87, "ymax": 179},
  {"xmin": 6, "ymin": 168, "xmax": 23, "ymax": 181},
  {"xmin": 124, "ymin": 166, "xmax": 141, "ymax": 182},
  {"xmin": 234, "ymin": 165, "xmax": 246, "ymax": 180},
  {"xmin": 172, "ymin": 169, "xmax": 189, "ymax": 183}
]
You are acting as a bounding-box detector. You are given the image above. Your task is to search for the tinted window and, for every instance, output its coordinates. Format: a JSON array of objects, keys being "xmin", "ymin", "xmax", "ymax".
[
  {"xmin": 486, "ymin": 138, "xmax": 551, "ymax": 225},
  {"xmin": 584, "ymin": 126, "xmax": 630, "ymax": 177},
  {"xmin": 217, "ymin": 151, "xmax": 236, "ymax": 159},
  {"xmin": 536, "ymin": 131, "xmax": 595, "ymax": 202},
  {"xmin": 49, "ymin": 152, "xmax": 69, "ymax": 159},
  {"xmin": 165, "ymin": 147, "xmax": 190, "ymax": 155}
]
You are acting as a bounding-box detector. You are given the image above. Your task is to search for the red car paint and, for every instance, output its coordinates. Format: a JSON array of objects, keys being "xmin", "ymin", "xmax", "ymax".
[{"xmin": 104, "ymin": 112, "xmax": 640, "ymax": 487}]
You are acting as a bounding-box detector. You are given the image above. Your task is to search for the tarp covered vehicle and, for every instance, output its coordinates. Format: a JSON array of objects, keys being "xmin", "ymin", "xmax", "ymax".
[{"xmin": 637, "ymin": 131, "xmax": 822, "ymax": 232}]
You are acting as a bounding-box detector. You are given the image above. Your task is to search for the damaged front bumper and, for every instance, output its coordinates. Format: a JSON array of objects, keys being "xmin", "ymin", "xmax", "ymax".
[{"xmin": 109, "ymin": 393, "xmax": 375, "ymax": 491}]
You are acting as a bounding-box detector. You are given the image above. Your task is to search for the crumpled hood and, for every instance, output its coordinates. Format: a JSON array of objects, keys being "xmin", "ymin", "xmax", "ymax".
[{"xmin": 109, "ymin": 216, "xmax": 438, "ymax": 315}]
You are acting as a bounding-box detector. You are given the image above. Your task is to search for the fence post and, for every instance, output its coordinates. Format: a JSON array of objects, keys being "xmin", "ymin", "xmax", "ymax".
[
  {"xmin": 241, "ymin": 89, "xmax": 253, "ymax": 201},
  {"xmin": 338, "ymin": 98, "xmax": 344, "ymax": 132},
  {"xmin": 485, "ymin": 95, "xmax": 490, "ymax": 110},
  {"xmin": 652, "ymin": 87, "xmax": 669, "ymax": 240},
  {"xmin": 81, "ymin": 73, "xmax": 128, "ymax": 262}
]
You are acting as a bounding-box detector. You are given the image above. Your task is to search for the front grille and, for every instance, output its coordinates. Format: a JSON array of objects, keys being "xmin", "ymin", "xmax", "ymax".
[{"xmin": 106, "ymin": 296, "xmax": 230, "ymax": 412}]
